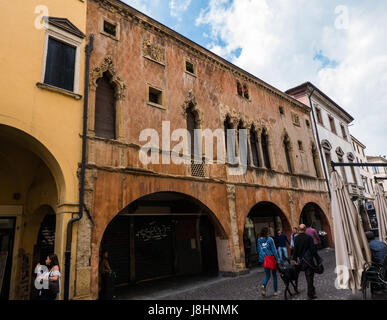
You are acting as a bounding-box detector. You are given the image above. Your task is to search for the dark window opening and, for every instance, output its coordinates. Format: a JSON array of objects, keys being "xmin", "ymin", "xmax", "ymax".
[
  {"xmin": 284, "ymin": 138, "xmax": 293, "ymax": 173},
  {"xmin": 279, "ymin": 106, "xmax": 284, "ymax": 115},
  {"xmin": 243, "ymin": 85, "xmax": 249, "ymax": 99},
  {"xmin": 149, "ymin": 87, "xmax": 163, "ymax": 105},
  {"xmin": 329, "ymin": 116, "xmax": 337, "ymax": 134},
  {"xmin": 261, "ymin": 132, "xmax": 271, "ymax": 169},
  {"xmin": 95, "ymin": 73, "xmax": 116, "ymax": 139},
  {"xmin": 315, "ymin": 108, "xmax": 323, "ymax": 125},
  {"xmin": 104, "ymin": 20, "xmax": 117, "ymax": 37},
  {"xmin": 306, "ymin": 119, "xmax": 310, "ymax": 127},
  {"xmin": 237, "ymin": 81, "xmax": 243, "ymax": 96},
  {"xmin": 250, "ymin": 129, "xmax": 261, "ymax": 167},
  {"xmin": 44, "ymin": 37, "xmax": 76, "ymax": 91},
  {"xmin": 312, "ymin": 148, "xmax": 320, "ymax": 178},
  {"xmin": 341, "ymin": 125, "xmax": 347, "ymax": 140},
  {"xmin": 186, "ymin": 61, "xmax": 195, "ymax": 74},
  {"xmin": 298, "ymin": 141, "xmax": 303, "ymax": 151}
]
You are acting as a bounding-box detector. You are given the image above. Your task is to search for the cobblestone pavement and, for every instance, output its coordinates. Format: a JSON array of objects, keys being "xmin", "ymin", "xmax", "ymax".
[{"xmin": 116, "ymin": 248, "xmax": 386, "ymax": 300}]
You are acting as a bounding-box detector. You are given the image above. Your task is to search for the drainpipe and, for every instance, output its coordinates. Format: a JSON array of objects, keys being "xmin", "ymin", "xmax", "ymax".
[
  {"xmin": 308, "ymin": 88, "xmax": 331, "ymax": 197},
  {"xmin": 64, "ymin": 34, "xmax": 94, "ymax": 301}
]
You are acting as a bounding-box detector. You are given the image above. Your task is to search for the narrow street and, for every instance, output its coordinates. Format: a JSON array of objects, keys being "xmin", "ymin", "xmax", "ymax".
[{"xmin": 115, "ymin": 248, "xmax": 386, "ymax": 300}]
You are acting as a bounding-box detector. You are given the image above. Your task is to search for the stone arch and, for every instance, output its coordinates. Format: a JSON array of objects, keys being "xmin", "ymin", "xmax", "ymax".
[
  {"xmin": 88, "ymin": 174, "xmax": 232, "ymax": 299},
  {"xmin": 96, "ymin": 190, "xmax": 229, "ymax": 297},
  {"xmin": 88, "ymin": 56, "xmax": 127, "ymax": 141},
  {"xmin": 0, "ymin": 124, "xmax": 66, "ymax": 203},
  {"xmin": 299, "ymin": 202, "xmax": 333, "ymax": 248},
  {"xmin": 243, "ymin": 201, "xmax": 292, "ymax": 266}
]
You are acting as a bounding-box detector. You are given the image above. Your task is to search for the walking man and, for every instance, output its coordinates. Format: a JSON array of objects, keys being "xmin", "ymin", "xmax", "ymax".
[
  {"xmin": 275, "ymin": 229, "xmax": 290, "ymax": 266},
  {"xmin": 293, "ymin": 224, "xmax": 318, "ymax": 300}
]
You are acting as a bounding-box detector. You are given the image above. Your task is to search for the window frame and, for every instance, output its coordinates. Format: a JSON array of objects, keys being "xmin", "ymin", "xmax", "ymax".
[
  {"xmin": 328, "ymin": 115, "xmax": 337, "ymax": 134},
  {"xmin": 146, "ymin": 84, "xmax": 166, "ymax": 110},
  {"xmin": 315, "ymin": 106, "xmax": 323, "ymax": 125},
  {"xmin": 100, "ymin": 16, "xmax": 120, "ymax": 41},
  {"xmin": 40, "ymin": 23, "xmax": 82, "ymax": 94}
]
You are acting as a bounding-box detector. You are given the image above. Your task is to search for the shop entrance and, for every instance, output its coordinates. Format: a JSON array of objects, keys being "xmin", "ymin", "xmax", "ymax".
[
  {"xmin": 99, "ymin": 192, "xmax": 221, "ymax": 298},
  {"xmin": 0, "ymin": 218, "xmax": 16, "ymax": 300},
  {"xmin": 244, "ymin": 202, "xmax": 291, "ymax": 267}
]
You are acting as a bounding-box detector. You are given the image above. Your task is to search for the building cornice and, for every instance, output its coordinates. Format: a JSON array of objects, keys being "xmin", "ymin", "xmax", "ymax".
[
  {"xmin": 286, "ymin": 82, "xmax": 354, "ymax": 121},
  {"xmin": 92, "ymin": 0, "xmax": 310, "ymax": 114}
]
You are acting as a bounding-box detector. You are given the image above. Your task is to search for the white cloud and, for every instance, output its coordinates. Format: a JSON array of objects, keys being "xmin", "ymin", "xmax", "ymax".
[
  {"xmin": 196, "ymin": 0, "xmax": 387, "ymax": 155},
  {"xmin": 169, "ymin": 0, "xmax": 192, "ymax": 19}
]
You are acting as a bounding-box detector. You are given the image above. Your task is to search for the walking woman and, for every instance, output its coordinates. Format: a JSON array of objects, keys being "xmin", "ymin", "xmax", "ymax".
[
  {"xmin": 40, "ymin": 254, "xmax": 61, "ymax": 300},
  {"xmin": 257, "ymin": 227, "xmax": 280, "ymax": 296}
]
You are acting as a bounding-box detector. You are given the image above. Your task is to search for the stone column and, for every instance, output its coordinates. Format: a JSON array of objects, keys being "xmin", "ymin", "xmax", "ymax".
[
  {"xmin": 226, "ymin": 184, "xmax": 246, "ymax": 274},
  {"xmin": 55, "ymin": 203, "xmax": 79, "ymax": 300},
  {"xmin": 73, "ymin": 168, "xmax": 98, "ymax": 300}
]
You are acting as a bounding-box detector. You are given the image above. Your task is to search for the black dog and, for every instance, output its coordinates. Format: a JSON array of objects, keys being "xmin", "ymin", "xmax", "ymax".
[{"xmin": 277, "ymin": 258, "xmax": 300, "ymax": 300}]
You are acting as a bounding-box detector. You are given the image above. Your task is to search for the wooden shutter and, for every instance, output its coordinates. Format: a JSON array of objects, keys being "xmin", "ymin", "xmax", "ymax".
[
  {"xmin": 95, "ymin": 75, "xmax": 116, "ymax": 139},
  {"xmin": 44, "ymin": 37, "xmax": 76, "ymax": 91}
]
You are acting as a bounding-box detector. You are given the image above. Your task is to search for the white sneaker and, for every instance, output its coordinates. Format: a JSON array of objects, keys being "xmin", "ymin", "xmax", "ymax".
[
  {"xmin": 274, "ymin": 291, "xmax": 280, "ymax": 296},
  {"xmin": 260, "ymin": 285, "xmax": 266, "ymax": 296}
]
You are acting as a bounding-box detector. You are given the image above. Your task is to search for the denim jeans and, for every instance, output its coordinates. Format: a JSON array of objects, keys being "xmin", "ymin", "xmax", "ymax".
[
  {"xmin": 278, "ymin": 246, "xmax": 288, "ymax": 266},
  {"xmin": 263, "ymin": 268, "xmax": 278, "ymax": 292}
]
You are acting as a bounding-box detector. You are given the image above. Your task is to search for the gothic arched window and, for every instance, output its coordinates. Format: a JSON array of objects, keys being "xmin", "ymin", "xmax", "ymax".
[{"xmin": 95, "ymin": 73, "xmax": 116, "ymax": 139}]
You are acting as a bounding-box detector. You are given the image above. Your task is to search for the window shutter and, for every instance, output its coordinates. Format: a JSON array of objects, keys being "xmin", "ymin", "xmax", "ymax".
[
  {"xmin": 95, "ymin": 75, "xmax": 116, "ymax": 139},
  {"xmin": 44, "ymin": 37, "xmax": 76, "ymax": 91}
]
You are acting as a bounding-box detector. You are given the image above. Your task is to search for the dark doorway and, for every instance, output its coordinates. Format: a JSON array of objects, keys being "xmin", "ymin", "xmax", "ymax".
[
  {"xmin": 300, "ymin": 203, "xmax": 332, "ymax": 249},
  {"xmin": 100, "ymin": 192, "xmax": 221, "ymax": 298},
  {"xmin": 244, "ymin": 202, "xmax": 291, "ymax": 267},
  {"xmin": 30, "ymin": 211, "xmax": 56, "ymax": 300},
  {"xmin": 0, "ymin": 218, "xmax": 16, "ymax": 300}
]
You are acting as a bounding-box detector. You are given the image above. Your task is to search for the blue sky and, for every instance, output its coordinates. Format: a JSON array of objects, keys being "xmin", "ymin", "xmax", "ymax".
[{"xmin": 121, "ymin": 0, "xmax": 387, "ymax": 156}]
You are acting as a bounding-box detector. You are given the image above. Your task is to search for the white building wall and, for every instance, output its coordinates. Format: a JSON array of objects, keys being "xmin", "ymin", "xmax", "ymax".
[{"xmin": 311, "ymin": 97, "xmax": 361, "ymax": 187}]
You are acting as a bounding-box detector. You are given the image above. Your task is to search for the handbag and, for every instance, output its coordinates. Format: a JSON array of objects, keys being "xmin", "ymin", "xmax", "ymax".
[{"xmin": 264, "ymin": 255, "xmax": 277, "ymax": 270}]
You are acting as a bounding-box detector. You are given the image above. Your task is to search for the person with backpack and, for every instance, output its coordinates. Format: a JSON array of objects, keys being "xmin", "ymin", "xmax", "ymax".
[{"xmin": 257, "ymin": 227, "xmax": 280, "ymax": 297}]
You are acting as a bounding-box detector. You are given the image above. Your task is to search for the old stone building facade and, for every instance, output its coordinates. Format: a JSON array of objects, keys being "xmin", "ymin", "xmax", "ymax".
[{"xmin": 73, "ymin": 0, "xmax": 332, "ymax": 299}]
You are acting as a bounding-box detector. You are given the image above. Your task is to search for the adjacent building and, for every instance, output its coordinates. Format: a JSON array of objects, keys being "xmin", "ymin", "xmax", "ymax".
[
  {"xmin": 286, "ymin": 82, "xmax": 365, "ymax": 212},
  {"xmin": 69, "ymin": 0, "xmax": 333, "ymax": 300},
  {"xmin": 351, "ymin": 135, "xmax": 373, "ymax": 231},
  {"xmin": 0, "ymin": 0, "xmax": 87, "ymax": 299}
]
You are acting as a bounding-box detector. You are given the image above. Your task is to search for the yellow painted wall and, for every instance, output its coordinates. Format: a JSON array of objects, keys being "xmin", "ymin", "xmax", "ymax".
[{"xmin": 0, "ymin": 0, "xmax": 87, "ymax": 299}]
